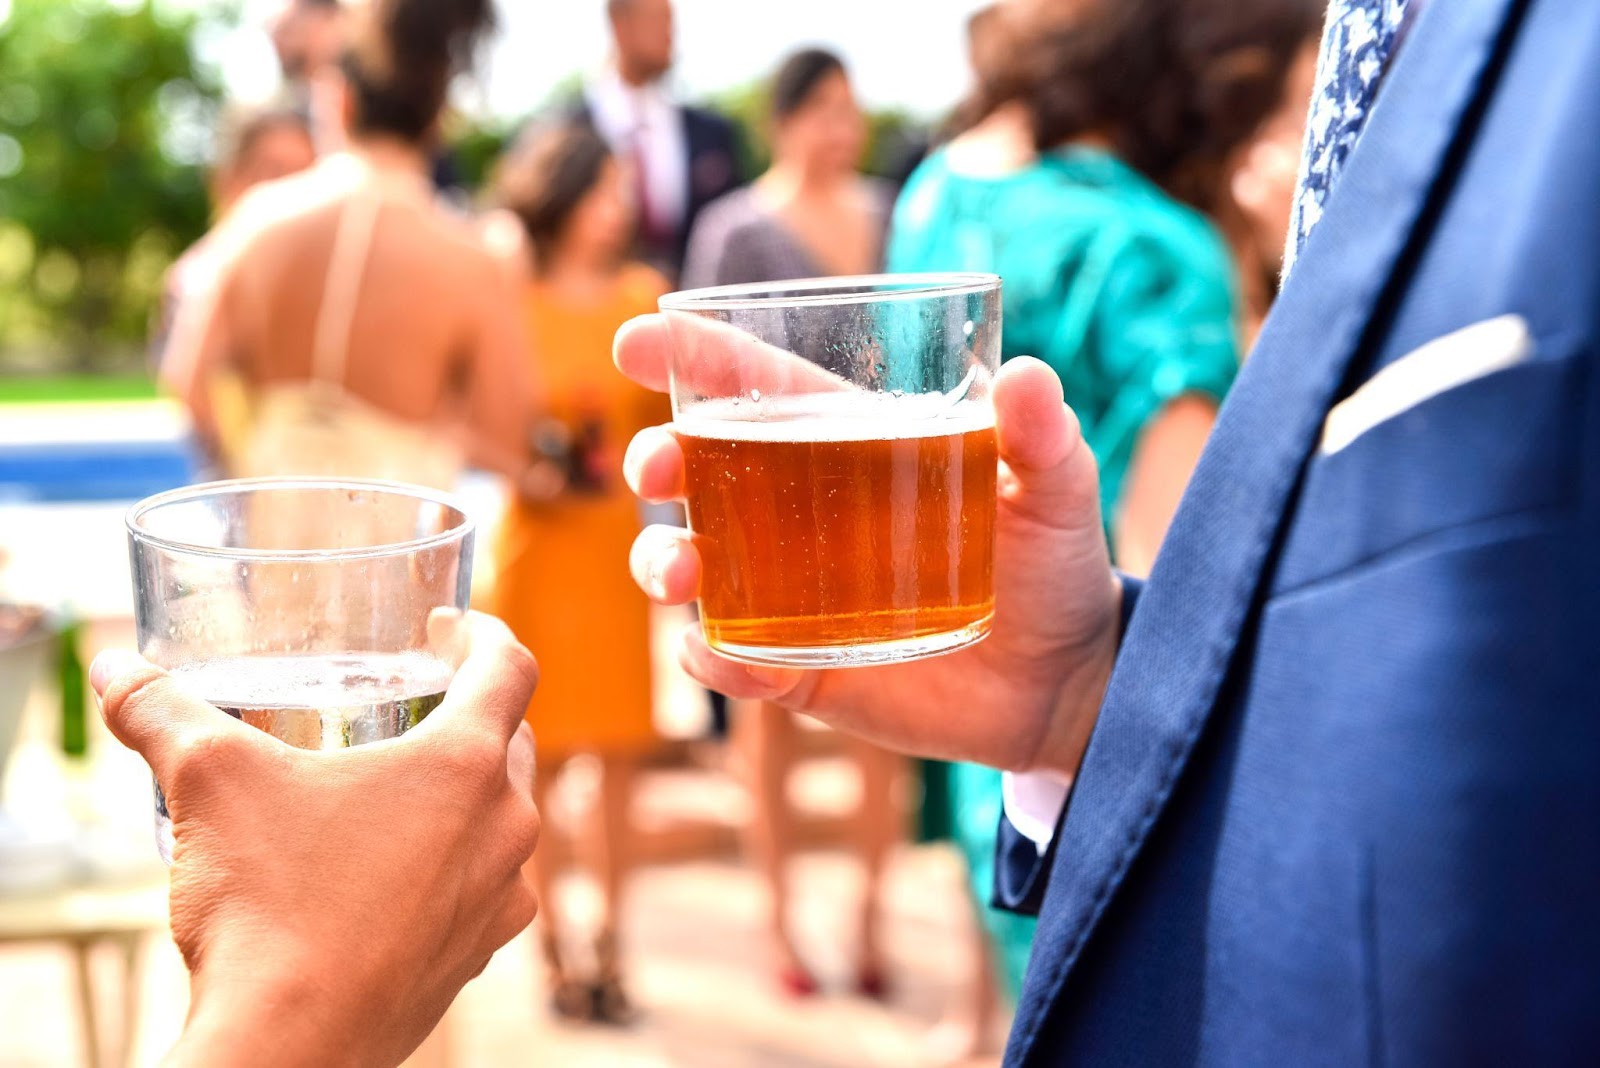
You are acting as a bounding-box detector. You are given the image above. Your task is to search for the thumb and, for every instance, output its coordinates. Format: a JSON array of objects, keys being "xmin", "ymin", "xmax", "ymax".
[
  {"xmin": 408, "ymin": 612, "xmax": 539, "ymax": 748},
  {"xmin": 91, "ymin": 651, "xmax": 255, "ymax": 782},
  {"xmin": 992, "ymin": 357, "xmax": 1104, "ymax": 532}
]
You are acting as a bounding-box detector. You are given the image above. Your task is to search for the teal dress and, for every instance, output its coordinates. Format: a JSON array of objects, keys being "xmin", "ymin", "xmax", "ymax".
[{"xmin": 889, "ymin": 145, "xmax": 1240, "ymax": 996}]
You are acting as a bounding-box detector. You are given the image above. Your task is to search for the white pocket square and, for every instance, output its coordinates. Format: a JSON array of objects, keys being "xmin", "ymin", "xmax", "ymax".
[{"xmin": 1319, "ymin": 314, "xmax": 1534, "ymax": 455}]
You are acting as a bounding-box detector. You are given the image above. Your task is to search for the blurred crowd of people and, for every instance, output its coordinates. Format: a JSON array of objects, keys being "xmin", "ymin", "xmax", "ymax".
[{"xmin": 148, "ymin": 0, "xmax": 1322, "ymax": 1054}]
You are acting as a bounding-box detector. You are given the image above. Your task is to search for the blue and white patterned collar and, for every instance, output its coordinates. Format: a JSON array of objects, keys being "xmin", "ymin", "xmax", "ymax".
[{"xmin": 1284, "ymin": 0, "xmax": 1419, "ymax": 278}]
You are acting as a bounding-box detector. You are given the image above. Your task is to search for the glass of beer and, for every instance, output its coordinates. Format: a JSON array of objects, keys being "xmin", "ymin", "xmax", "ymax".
[
  {"xmin": 126, "ymin": 478, "xmax": 474, "ymax": 862},
  {"xmin": 660, "ymin": 273, "xmax": 1002, "ymax": 667}
]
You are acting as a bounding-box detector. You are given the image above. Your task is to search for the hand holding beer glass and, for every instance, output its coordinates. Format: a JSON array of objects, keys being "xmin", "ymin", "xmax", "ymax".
[
  {"xmin": 624, "ymin": 275, "xmax": 1125, "ymax": 778},
  {"xmin": 660, "ymin": 274, "xmax": 1002, "ymax": 667}
]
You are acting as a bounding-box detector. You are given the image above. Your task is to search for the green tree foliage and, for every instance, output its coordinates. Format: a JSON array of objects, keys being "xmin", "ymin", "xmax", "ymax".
[
  {"xmin": 0, "ymin": 1, "xmax": 933, "ymax": 376},
  {"xmin": 446, "ymin": 116, "xmax": 516, "ymax": 194},
  {"xmin": 0, "ymin": 0, "xmax": 227, "ymax": 371}
]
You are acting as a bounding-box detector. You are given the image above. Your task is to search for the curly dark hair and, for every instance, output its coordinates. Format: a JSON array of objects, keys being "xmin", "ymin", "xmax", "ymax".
[
  {"xmin": 495, "ymin": 123, "xmax": 615, "ymax": 269},
  {"xmin": 342, "ymin": 0, "xmax": 496, "ymax": 144},
  {"xmin": 1023, "ymin": 0, "xmax": 1324, "ymax": 213},
  {"xmin": 944, "ymin": 3, "xmax": 1033, "ymax": 137}
]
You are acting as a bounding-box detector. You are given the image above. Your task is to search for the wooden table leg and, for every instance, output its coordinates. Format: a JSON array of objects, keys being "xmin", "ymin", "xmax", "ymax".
[
  {"xmin": 71, "ymin": 937, "xmax": 104, "ymax": 1068},
  {"xmin": 116, "ymin": 933, "xmax": 145, "ymax": 1068}
]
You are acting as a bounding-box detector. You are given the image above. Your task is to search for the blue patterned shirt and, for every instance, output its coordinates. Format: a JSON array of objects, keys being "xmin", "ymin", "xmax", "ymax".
[{"xmin": 1286, "ymin": 0, "xmax": 1416, "ymax": 276}]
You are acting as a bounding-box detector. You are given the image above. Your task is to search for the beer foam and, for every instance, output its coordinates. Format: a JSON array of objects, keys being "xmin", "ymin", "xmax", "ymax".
[{"xmin": 675, "ymin": 396, "xmax": 995, "ymax": 442}]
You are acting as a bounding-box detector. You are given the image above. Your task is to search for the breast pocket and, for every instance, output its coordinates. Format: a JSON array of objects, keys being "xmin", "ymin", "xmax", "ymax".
[{"xmin": 1267, "ymin": 327, "xmax": 1588, "ymax": 598}]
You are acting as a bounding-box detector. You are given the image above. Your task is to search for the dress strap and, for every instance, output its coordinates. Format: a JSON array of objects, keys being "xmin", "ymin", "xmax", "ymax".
[{"xmin": 310, "ymin": 191, "xmax": 385, "ymax": 393}]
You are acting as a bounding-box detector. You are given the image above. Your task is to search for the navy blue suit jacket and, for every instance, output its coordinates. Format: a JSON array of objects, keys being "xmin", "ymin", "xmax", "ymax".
[
  {"xmin": 998, "ymin": 0, "xmax": 1600, "ymax": 1063},
  {"xmin": 563, "ymin": 95, "xmax": 744, "ymax": 277}
]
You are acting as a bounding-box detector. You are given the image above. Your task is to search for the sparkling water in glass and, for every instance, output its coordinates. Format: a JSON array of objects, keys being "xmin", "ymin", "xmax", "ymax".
[{"xmin": 125, "ymin": 478, "xmax": 474, "ymax": 863}]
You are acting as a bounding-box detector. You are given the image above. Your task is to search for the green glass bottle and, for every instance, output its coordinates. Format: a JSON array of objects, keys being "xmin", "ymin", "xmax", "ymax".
[{"xmin": 59, "ymin": 619, "xmax": 86, "ymax": 758}]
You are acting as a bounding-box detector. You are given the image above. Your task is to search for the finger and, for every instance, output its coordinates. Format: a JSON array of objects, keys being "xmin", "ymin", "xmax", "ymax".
[
  {"xmin": 507, "ymin": 722, "xmax": 535, "ymax": 801},
  {"xmin": 629, "ymin": 525, "xmax": 702, "ymax": 605},
  {"xmin": 615, "ymin": 312, "xmax": 850, "ymax": 400},
  {"xmin": 90, "ymin": 650, "xmax": 256, "ymax": 782},
  {"xmin": 418, "ymin": 612, "xmax": 539, "ymax": 746},
  {"xmin": 613, "ymin": 314, "xmax": 673, "ymax": 393},
  {"xmin": 623, "ymin": 425, "xmax": 686, "ymax": 504},
  {"xmin": 676, "ymin": 625, "xmax": 811, "ymax": 703},
  {"xmin": 992, "ymin": 357, "xmax": 1104, "ymax": 530}
]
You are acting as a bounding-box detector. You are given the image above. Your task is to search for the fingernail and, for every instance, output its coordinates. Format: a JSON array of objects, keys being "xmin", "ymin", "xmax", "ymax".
[
  {"xmin": 623, "ymin": 440, "xmax": 645, "ymax": 492},
  {"xmin": 646, "ymin": 553, "xmax": 669, "ymax": 600},
  {"xmin": 741, "ymin": 665, "xmax": 792, "ymax": 701},
  {"xmin": 612, "ymin": 315, "xmax": 642, "ymax": 366},
  {"xmin": 88, "ymin": 650, "xmax": 145, "ymax": 697}
]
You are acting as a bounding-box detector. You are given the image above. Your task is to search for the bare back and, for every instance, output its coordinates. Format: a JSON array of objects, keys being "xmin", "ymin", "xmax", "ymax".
[
  {"xmin": 226, "ymin": 159, "xmax": 503, "ymax": 418},
  {"xmin": 168, "ymin": 151, "xmax": 532, "ymax": 473}
]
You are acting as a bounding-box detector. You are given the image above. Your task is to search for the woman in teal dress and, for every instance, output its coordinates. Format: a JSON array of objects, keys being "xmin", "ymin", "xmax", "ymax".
[{"xmin": 892, "ymin": 0, "xmax": 1325, "ymax": 1019}]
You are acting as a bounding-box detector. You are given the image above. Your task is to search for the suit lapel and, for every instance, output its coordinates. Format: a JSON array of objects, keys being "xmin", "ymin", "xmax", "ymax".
[{"xmin": 1008, "ymin": 0, "xmax": 1530, "ymax": 1060}]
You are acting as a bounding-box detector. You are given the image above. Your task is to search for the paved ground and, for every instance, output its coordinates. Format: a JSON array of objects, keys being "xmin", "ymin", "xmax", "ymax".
[
  {"xmin": 0, "ymin": 840, "xmax": 1009, "ymax": 1067},
  {"xmin": 0, "ymin": 609, "xmax": 1013, "ymax": 1067}
]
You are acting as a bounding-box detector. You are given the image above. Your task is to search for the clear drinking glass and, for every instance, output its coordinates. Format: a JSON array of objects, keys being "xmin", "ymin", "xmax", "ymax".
[
  {"xmin": 126, "ymin": 478, "xmax": 474, "ymax": 863},
  {"xmin": 660, "ymin": 273, "xmax": 1002, "ymax": 668}
]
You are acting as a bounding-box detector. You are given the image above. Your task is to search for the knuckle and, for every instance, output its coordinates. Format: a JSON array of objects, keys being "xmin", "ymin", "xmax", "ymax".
[
  {"xmin": 501, "ymin": 878, "xmax": 539, "ymax": 938},
  {"xmin": 480, "ymin": 789, "xmax": 540, "ymax": 872},
  {"xmin": 505, "ymin": 796, "xmax": 541, "ymax": 865},
  {"xmin": 438, "ymin": 732, "xmax": 505, "ymax": 785},
  {"xmin": 492, "ymin": 640, "xmax": 540, "ymax": 700},
  {"xmin": 514, "ymin": 719, "xmax": 536, "ymax": 751},
  {"xmin": 478, "ymin": 877, "xmax": 538, "ymax": 957},
  {"xmin": 509, "ymin": 721, "xmax": 537, "ymax": 773},
  {"xmin": 462, "ymin": 611, "xmax": 515, "ymax": 654}
]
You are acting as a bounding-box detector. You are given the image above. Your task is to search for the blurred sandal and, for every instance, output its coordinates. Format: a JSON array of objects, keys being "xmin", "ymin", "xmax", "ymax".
[
  {"xmin": 590, "ymin": 929, "xmax": 637, "ymax": 1026},
  {"xmin": 542, "ymin": 931, "xmax": 591, "ymax": 1022}
]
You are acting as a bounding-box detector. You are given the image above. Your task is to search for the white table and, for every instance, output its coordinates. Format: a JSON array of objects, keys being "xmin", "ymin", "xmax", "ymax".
[{"xmin": 0, "ymin": 878, "xmax": 168, "ymax": 1068}]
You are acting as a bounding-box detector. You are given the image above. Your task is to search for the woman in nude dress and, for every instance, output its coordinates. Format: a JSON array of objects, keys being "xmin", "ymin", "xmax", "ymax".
[{"xmin": 163, "ymin": 0, "xmax": 536, "ymax": 492}]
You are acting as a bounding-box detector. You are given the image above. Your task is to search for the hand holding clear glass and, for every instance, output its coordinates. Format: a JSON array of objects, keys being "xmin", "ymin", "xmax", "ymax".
[{"xmin": 126, "ymin": 479, "xmax": 474, "ymax": 862}]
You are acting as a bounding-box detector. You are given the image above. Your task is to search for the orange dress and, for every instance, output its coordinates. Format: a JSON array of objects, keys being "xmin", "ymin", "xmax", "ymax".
[{"xmin": 493, "ymin": 265, "xmax": 670, "ymax": 757}]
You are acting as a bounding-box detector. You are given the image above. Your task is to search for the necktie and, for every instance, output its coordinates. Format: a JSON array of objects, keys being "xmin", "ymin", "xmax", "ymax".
[
  {"xmin": 1285, "ymin": 0, "xmax": 1413, "ymax": 276},
  {"xmin": 631, "ymin": 96, "xmax": 660, "ymax": 243}
]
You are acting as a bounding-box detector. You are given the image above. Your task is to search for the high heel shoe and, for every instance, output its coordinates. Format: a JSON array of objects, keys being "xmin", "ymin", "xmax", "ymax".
[
  {"xmin": 856, "ymin": 965, "xmax": 889, "ymax": 1000},
  {"xmin": 777, "ymin": 962, "xmax": 820, "ymax": 998},
  {"xmin": 542, "ymin": 931, "xmax": 591, "ymax": 1022},
  {"xmin": 589, "ymin": 929, "xmax": 636, "ymax": 1026}
]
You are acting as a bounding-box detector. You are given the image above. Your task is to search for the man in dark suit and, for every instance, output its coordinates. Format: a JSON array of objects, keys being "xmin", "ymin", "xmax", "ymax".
[
  {"xmin": 566, "ymin": 0, "xmax": 744, "ymax": 280},
  {"xmin": 613, "ymin": 0, "xmax": 1600, "ymax": 1062},
  {"xmin": 86, "ymin": 0, "xmax": 1600, "ymax": 1064}
]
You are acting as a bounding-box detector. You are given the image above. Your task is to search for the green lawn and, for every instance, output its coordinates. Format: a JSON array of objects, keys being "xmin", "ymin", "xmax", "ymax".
[{"xmin": 0, "ymin": 375, "xmax": 160, "ymax": 404}]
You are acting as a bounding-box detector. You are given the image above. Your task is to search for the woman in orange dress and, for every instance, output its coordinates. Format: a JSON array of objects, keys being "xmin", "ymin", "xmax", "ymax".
[{"xmin": 492, "ymin": 123, "xmax": 668, "ymax": 1025}]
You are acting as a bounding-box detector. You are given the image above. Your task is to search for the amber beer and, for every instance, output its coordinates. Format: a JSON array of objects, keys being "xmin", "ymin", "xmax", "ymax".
[{"xmin": 678, "ymin": 399, "xmax": 997, "ymax": 662}]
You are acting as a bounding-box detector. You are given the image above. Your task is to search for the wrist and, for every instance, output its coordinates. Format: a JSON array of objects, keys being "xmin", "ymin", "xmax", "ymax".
[{"xmin": 168, "ymin": 965, "xmax": 360, "ymax": 1068}]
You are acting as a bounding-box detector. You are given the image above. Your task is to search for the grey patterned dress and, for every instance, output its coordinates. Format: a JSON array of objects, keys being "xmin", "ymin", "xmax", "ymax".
[{"xmin": 679, "ymin": 181, "xmax": 894, "ymax": 290}]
